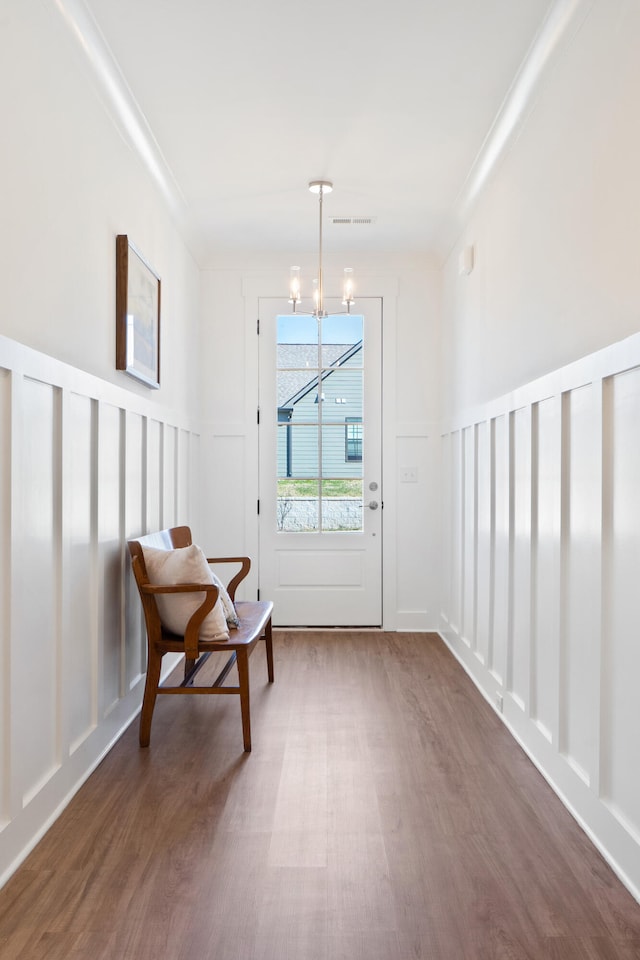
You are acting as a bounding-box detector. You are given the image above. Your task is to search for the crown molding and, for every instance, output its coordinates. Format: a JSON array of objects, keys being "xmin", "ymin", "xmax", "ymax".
[
  {"xmin": 51, "ymin": 0, "xmax": 190, "ymax": 230},
  {"xmin": 441, "ymin": 0, "xmax": 595, "ymax": 258}
]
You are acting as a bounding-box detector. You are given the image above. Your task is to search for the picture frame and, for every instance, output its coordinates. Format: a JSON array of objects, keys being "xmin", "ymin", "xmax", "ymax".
[{"xmin": 116, "ymin": 234, "xmax": 161, "ymax": 388}]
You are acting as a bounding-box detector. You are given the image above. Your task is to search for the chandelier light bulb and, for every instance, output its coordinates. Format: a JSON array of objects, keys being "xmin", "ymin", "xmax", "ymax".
[
  {"xmin": 342, "ymin": 267, "xmax": 355, "ymax": 310},
  {"xmin": 289, "ymin": 265, "xmax": 301, "ymax": 309}
]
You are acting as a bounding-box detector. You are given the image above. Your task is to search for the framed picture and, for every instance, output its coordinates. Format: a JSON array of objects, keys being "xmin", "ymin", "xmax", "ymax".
[{"xmin": 116, "ymin": 235, "xmax": 161, "ymax": 388}]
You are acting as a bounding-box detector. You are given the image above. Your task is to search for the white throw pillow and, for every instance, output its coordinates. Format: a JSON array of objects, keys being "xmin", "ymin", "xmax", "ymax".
[{"xmin": 141, "ymin": 543, "xmax": 229, "ymax": 640}]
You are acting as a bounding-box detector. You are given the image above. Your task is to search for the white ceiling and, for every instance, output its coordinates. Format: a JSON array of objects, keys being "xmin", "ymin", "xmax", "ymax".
[{"xmin": 81, "ymin": 0, "xmax": 555, "ymax": 263}]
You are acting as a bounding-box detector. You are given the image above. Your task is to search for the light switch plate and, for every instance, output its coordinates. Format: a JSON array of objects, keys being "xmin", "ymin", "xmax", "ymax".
[{"xmin": 400, "ymin": 468, "xmax": 418, "ymax": 483}]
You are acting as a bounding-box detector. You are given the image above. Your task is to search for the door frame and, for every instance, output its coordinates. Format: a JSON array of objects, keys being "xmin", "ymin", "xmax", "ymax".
[
  {"xmin": 258, "ymin": 298, "xmax": 382, "ymax": 627},
  {"xmin": 241, "ymin": 274, "xmax": 399, "ymax": 630}
]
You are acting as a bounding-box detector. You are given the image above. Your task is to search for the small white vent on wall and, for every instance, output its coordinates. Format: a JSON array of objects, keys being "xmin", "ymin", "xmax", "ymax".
[{"xmin": 330, "ymin": 217, "xmax": 377, "ymax": 225}]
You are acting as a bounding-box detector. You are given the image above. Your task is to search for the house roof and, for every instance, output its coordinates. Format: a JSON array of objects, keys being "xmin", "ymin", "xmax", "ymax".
[{"xmin": 278, "ymin": 341, "xmax": 363, "ymax": 409}]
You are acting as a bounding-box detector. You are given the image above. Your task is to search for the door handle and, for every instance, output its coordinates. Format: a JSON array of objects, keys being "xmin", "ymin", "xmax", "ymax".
[{"xmin": 366, "ymin": 500, "xmax": 379, "ymax": 510}]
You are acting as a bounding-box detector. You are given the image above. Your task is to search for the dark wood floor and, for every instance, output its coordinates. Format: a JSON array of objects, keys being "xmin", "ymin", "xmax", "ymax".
[{"xmin": 1, "ymin": 631, "xmax": 640, "ymax": 959}]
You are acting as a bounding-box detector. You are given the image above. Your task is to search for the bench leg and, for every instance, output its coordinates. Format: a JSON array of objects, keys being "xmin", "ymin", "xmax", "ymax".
[
  {"xmin": 236, "ymin": 647, "xmax": 251, "ymax": 752},
  {"xmin": 265, "ymin": 617, "xmax": 274, "ymax": 683},
  {"xmin": 140, "ymin": 645, "xmax": 162, "ymax": 747}
]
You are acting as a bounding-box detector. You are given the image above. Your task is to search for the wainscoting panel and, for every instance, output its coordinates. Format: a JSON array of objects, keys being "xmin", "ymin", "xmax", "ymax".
[
  {"xmin": 125, "ymin": 411, "xmax": 145, "ymax": 689},
  {"xmin": 475, "ymin": 419, "xmax": 492, "ymax": 668},
  {"xmin": 13, "ymin": 377, "xmax": 60, "ymax": 808},
  {"xmin": 603, "ymin": 367, "xmax": 640, "ymax": 840},
  {"xmin": 531, "ymin": 394, "xmax": 560, "ymax": 745},
  {"xmin": 395, "ymin": 431, "xmax": 433, "ymax": 629},
  {"xmin": 98, "ymin": 401, "xmax": 123, "ymax": 715},
  {"xmin": 562, "ymin": 382, "xmax": 601, "ymax": 787},
  {"xmin": 147, "ymin": 419, "xmax": 162, "ymax": 534},
  {"xmin": 178, "ymin": 428, "xmax": 193, "ymax": 526},
  {"xmin": 201, "ymin": 433, "xmax": 249, "ymax": 563},
  {"xmin": 0, "ymin": 336, "xmax": 200, "ymax": 886},
  {"xmin": 491, "ymin": 415, "xmax": 508, "ymax": 687},
  {"xmin": 461, "ymin": 425, "xmax": 476, "ymax": 650},
  {"xmin": 510, "ymin": 405, "xmax": 532, "ymax": 715},
  {"xmin": 439, "ymin": 432, "xmax": 452, "ymax": 636},
  {"xmin": 66, "ymin": 392, "xmax": 96, "ymax": 753},
  {"xmin": 448, "ymin": 431, "xmax": 462, "ymax": 638},
  {"xmin": 440, "ymin": 331, "xmax": 640, "ymax": 902},
  {"xmin": 163, "ymin": 424, "xmax": 177, "ymax": 528}
]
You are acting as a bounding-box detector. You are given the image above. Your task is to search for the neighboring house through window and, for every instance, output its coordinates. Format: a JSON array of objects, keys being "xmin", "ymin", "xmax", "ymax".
[{"xmin": 277, "ymin": 340, "xmax": 363, "ymax": 478}]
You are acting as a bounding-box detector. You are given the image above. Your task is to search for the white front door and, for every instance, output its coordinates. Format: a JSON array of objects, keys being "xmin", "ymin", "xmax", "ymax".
[{"xmin": 258, "ymin": 297, "xmax": 382, "ymax": 626}]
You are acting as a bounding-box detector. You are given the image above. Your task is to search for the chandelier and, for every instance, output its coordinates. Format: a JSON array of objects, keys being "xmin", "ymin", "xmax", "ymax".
[{"xmin": 288, "ymin": 180, "xmax": 355, "ymax": 318}]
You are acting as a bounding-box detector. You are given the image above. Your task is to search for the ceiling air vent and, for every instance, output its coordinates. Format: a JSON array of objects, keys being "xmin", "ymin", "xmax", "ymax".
[{"xmin": 330, "ymin": 217, "xmax": 377, "ymax": 225}]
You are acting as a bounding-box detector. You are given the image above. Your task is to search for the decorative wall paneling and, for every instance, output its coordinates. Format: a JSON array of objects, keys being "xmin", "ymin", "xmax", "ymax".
[
  {"xmin": 439, "ymin": 331, "xmax": 640, "ymax": 902},
  {"xmin": 0, "ymin": 336, "xmax": 200, "ymax": 886},
  {"xmin": 395, "ymin": 426, "xmax": 434, "ymax": 630}
]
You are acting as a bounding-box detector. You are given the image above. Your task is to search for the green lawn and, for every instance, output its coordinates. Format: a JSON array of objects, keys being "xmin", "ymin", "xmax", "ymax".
[{"xmin": 277, "ymin": 478, "xmax": 362, "ymax": 498}]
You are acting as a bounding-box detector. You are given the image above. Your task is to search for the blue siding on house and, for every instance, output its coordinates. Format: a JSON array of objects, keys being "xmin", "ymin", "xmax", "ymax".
[{"xmin": 277, "ymin": 343, "xmax": 364, "ymax": 479}]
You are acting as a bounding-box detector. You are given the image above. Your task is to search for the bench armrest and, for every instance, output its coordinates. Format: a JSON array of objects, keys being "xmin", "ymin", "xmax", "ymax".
[
  {"xmin": 140, "ymin": 581, "xmax": 220, "ymax": 659},
  {"xmin": 205, "ymin": 556, "xmax": 251, "ymax": 601}
]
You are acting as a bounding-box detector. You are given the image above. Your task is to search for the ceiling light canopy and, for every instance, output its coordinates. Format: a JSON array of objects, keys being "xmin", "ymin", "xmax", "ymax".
[{"xmin": 289, "ymin": 181, "xmax": 355, "ymax": 318}]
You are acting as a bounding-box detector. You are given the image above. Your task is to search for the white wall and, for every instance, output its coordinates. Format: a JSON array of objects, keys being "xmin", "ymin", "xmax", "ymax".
[
  {"xmin": 0, "ymin": 0, "xmax": 201, "ymax": 416},
  {"xmin": 198, "ymin": 252, "xmax": 441, "ymax": 629},
  {"xmin": 0, "ymin": 337, "xmax": 200, "ymax": 885},
  {"xmin": 0, "ymin": 1, "xmax": 203, "ymax": 884},
  {"xmin": 439, "ymin": 0, "xmax": 640, "ymax": 900},
  {"xmin": 441, "ymin": 0, "xmax": 640, "ymax": 418}
]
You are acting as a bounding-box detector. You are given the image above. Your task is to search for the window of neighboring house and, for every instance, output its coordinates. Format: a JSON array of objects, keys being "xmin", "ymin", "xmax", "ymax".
[{"xmin": 345, "ymin": 417, "xmax": 362, "ymax": 462}]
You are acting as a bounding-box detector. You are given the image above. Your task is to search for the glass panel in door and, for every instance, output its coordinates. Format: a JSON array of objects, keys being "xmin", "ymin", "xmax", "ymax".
[{"xmin": 276, "ymin": 314, "xmax": 364, "ymax": 534}]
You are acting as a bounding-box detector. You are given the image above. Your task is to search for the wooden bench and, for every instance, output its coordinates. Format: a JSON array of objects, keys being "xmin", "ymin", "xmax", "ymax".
[{"xmin": 128, "ymin": 525, "xmax": 273, "ymax": 752}]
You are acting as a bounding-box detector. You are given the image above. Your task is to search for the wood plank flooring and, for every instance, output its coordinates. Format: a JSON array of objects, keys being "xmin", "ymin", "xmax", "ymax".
[{"xmin": 1, "ymin": 631, "xmax": 640, "ymax": 959}]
